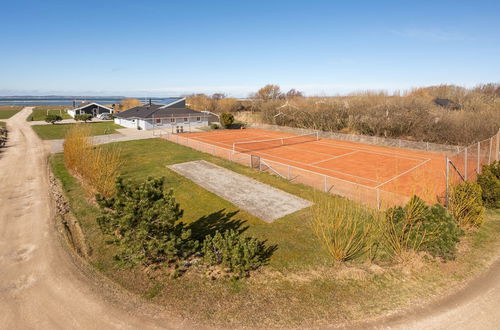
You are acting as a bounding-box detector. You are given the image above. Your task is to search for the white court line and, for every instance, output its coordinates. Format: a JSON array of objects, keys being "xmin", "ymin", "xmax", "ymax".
[
  {"xmin": 313, "ymin": 139, "xmax": 430, "ymax": 162},
  {"xmin": 375, "ymin": 159, "xmax": 431, "ymax": 188},
  {"xmin": 309, "ymin": 150, "xmax": 360, "ymax": 165},
  {"xmin": 249, "ymin": 148, "xmax": 380, "ymax": 184},
  {"xmin": 183, "ymin": 134, "xmax": 431, "ymax": 187}
]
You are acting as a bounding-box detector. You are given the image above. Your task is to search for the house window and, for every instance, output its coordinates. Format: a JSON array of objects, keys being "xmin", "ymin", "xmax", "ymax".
[
  {"xmin": 196, "ymin": 116, "xmax": 201, "ymax": 122},
  {"xmin": 155, "ymin": 118, "xmax": 161, "ymax": 124},
  {"xmin": 170, "ymin": 118, "xmax": 175, "ymax": 123},
  {"xmin": 184, "ymin": 117, "xmax": 188, "ymax": 123}
]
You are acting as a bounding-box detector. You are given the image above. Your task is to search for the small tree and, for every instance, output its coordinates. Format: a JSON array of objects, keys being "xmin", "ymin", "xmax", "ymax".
[
  {"xmin": 74, "ymin": 114, "xmax": 92, "ymax": 122},
  {"xmin": 45, "ymin": 114, "xmax": 63, "ymax": 124},
  {"xmin": 220, "ymin": 112, "xmax": 235, "ymax": 128},
  {"xmin": 254, "ymin": 84, "xmax": 283, "ymax": 100},
  {"xmin": 96, "ymin": 177, "xmax": 197, "ymax": 266}
]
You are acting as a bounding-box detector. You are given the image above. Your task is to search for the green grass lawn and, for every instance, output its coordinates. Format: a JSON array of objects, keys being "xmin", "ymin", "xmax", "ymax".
[
  {"xmin": 50, "ymin": 138, "xmax": 500, "ymax": 327},
  {"xmin": 28, "ymin": 108, "xmax": 72, "ymax": 121},
  {"xmin": 32, "ymin": 122, "xmax": 122, "ymax": 140},
  {"xmin": 0, "ymin": 106, "xmax": 23, "ymax": 119}
]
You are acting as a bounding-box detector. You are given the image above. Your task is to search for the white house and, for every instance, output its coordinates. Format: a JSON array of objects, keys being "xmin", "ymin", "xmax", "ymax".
[
  {"xmin": 67, "ymin": 102, "xmax": 114, "ymax": 118},
  {"xmin": 114, "ymin": 98, "xmax": 210, "ymax": 132}
]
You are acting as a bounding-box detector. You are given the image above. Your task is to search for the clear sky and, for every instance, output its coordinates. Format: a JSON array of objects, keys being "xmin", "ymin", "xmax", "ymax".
[{"xmin": 1, "ymin": 0, "xmax": 499, "ymax": 97}]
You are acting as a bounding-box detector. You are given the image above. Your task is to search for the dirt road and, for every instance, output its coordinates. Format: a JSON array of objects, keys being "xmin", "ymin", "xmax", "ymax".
[{"xmin": 0, "ymin": 108, "xmax": 186, "ymax": 329}]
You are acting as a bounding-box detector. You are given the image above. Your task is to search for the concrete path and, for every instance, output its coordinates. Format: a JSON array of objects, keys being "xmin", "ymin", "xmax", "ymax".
[
  {"xmin": 168, "ymin": 160, "xmax": 312, "ymax": 222},
  {"xmin": 0, "ymin": 108, "xmax": 186, "ymax": 329}
]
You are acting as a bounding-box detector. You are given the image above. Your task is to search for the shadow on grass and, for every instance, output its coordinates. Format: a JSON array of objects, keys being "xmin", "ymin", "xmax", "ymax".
[{"xmin": 187, "ymin": 209, "xmax": 248, "ymax": 241}]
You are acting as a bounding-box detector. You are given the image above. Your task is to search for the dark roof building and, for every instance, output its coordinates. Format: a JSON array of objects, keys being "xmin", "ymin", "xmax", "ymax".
[
  {"xmin": 115, "ymin": 98, "xmax": 201, "ymax": 119},
  {"xmin": 433, "ymin": 98, "xmax": 461, "ymax": 110}
]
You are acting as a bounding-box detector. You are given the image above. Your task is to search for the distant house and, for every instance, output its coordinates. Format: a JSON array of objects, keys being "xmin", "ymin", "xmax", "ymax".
[
  {"xmin": 67, "ymin": 102, "xmax": 114, "ymax": 118},
  {"xmin": 114, "ymin": 98, "xmax": 209, "ymax": 131},
  {"xmin": 433, "ymin": 98, "xmax": 461, "ymax": 110}
]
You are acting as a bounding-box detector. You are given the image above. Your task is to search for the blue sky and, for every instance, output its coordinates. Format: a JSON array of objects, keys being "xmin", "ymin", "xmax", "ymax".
[{"xmin": 1, "ymin": 0, "xmax": 499, "ymax": 97}]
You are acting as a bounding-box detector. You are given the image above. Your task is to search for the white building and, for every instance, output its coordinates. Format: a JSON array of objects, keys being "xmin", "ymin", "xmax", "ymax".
[{"xmin": 114, "ymin": 98, "xmax": 210, "ymax": 132}]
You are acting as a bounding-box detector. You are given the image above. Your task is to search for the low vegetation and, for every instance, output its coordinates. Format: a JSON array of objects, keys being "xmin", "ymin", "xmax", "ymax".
[
  {"xmin": 45, "ymin": 114, "xmax": 63, "ymax": 124},
  {"xmin": 32, "ymin": 121, "xmax": 121, "ymax": 139},
  {"xmin": 385, "ymin": 196, "xmax": 463, "ymax": 261},
  {"xmin": 0, "ymin": 105, "xmax": 23, "ymax": 119},
  {"xmin": 74, "ymin": 114, "xmax": 92, "ymax": 122},
  {"xmin": 478, "ymin": 161, "xmax": 500, "ymax": 208},
  {"xmin": 448, "ymin": 182, "xmax": 485, "ymax": 228},
  {"xmin": 50, "ymin": 138, "xmax": 500, "ymax": 327},
  {"xmin": 311, "ymin": 196, "xmax": 379, "ymax": 262}
]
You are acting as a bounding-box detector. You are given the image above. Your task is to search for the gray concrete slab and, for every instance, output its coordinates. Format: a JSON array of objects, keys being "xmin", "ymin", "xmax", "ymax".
[{"xmin": 168, "ymin": 160, "xmax": 312, "ymax": 223}]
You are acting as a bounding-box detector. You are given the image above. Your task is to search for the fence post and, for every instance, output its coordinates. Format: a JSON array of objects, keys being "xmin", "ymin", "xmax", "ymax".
[
  {"xmin": 464, "ymin": 147, "xmax": 468, "ymax": 180},
  {"xmin": 477, "ymin": 141, "xmax": 480, "ymax": 174},
  {"xmin": 445, "ymin": 156, "xmax": 449, "ymax": 207},
  {"xmin": 287, "ymin": 165, "xmax": 291, "ymax": 180},
  {"xmin": 324, "ymin": 175, "xmax": 328, "ymax": 192}
]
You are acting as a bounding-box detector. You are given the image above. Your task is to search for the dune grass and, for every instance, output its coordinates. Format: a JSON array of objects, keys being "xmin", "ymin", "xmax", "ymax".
[
  {"xmin": 0, "ymin": 106, "xmax": 23, "ymax": 119},
  {"xmin": 31, "ymin": 122, "xmax": 122, "ymax": 140}
]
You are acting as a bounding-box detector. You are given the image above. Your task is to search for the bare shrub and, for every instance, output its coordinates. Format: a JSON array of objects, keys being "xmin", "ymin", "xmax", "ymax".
[{"xmin": 63, "ymin": 125, "xmax": 121, "ymax": 197}]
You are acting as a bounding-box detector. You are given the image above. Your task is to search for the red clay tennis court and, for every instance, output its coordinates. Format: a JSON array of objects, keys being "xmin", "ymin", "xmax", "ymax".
[{"xmin": 165, "ymin": 128, "xmax": 449, "ymax": 208}]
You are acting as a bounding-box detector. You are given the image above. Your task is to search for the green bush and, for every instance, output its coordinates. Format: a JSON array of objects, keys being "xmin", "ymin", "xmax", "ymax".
[
  {"xmin": 74, "ymin": 114, "xmax": 93, "ymax": 122},
  {"xmin": 448, "ymin": 182, "xmax": 485, "ymax": 228},
  {"xmin": 210, "ymin": 123, "xmax": 219, "ymax": 130},
  {"xmin": 385, "ymin": 196, "xmax": 462, "ymax": 260},
  {"xmin": 220, "ymin": 112, "xmax": 235, "ymax": 128},
  {"xmin": 477, "ymin": 161, "xmax": 500, "ymax": 208},
  {"xmin": 201, "ymin": 230, "xmax": 273, "ymax": 278},
  {"xmin": 45, "ymin": 114, "xmax": 63, "ymax": 124},
  {"xmin": 96, "ymin": 177, "xmax": 197, "ymax": 266}
]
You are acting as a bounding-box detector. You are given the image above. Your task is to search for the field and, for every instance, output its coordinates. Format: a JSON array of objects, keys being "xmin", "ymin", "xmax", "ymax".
[
  {"xmin": 31, "ymin": 122, "xmax": 122, "ymax": 140},
  {"xmin": 0, "ymin": 106, "xmax": 23, "ymax": 119},
  {"xmin": 50, "ymin": 138, "xmax": 500, "ymax": 327},
  {"xmin": 28, "ymin": 107, "xmax": 72, "ymax": 121},
  {"xmin": 170, "ymin": 128, "xmax": 448, "ymax": 208}
]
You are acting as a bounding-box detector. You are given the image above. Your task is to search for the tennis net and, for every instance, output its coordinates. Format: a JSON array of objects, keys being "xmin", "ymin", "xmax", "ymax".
[{"xmin": 232, "ymin": 132, "xmax": 319, "ymax": 153}]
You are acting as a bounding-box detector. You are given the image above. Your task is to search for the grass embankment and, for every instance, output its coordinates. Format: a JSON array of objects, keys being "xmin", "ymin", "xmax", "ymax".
[
  {"xmin": 28, "ymin": 107, "xmax": 72, "ymax": 121},
  {"xmin": 0, "ymin": 122, "xmax": 5, "ymax": 127},
  {"xmin": 50, "ymin": 138, "xmax": 500, "ymax": 327},
  {"xmin": 0, "ymin": 106, "xmax": 23, "ymax": 119},
  {"xmin": 32, "ymin": 122, "xmax": 122, "ymax": 140}
]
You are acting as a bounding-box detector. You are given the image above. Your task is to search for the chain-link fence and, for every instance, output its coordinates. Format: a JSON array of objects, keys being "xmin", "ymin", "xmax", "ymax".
[
  {"xmin": 164, "ymin": 128, "xmax": 499, "ymax": 210},
  {"xmin": 446, "ymin": 130, "xmax": 500, "ymax": 203},
  {"xmin": 249, "ymin": 124, "xmax": 462, "ymax": 154}
]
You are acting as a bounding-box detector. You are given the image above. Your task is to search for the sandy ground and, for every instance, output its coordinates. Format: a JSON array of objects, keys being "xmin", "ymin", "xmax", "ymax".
[
  {"xmin": 0, "ymin": 108, "xmax": 188, "ymax": 329},
  {"xmin": 1, "ymin": 108, "xmax": 499, "ymax": 329},
  {"xmin": 168, "ymin": 160, "xmax": 312, "ymax": 222}
]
